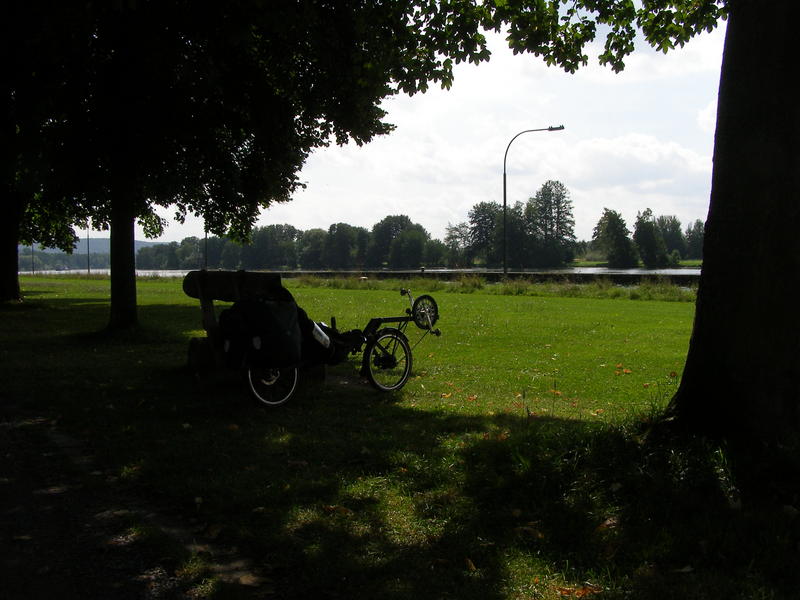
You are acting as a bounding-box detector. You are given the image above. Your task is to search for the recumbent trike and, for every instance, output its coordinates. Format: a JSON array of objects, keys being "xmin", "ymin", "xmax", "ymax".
[
  {"xmin": 183, "ymin": 271, "xmax": 440, "ymax": 407},
  {"xmin": 243, "ymin": 287, "xmax": 441, "ymax": 406}
]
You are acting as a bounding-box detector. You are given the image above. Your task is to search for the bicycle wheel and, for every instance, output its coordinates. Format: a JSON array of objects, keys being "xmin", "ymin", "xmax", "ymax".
[
  {"xmin": 412, "ymin": 294, "xmax": 438, "ymax": 330},
  {"xmin": 247, "ymin": 365, "xmax": 298, "ymax": 407},
  {"xmin": 364, "ymin": 329, "xmax": 412, "ymax": 392}
]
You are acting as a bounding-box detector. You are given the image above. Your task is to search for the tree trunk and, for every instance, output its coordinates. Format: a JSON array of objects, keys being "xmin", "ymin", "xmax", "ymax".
[
  {"xmin": 668, "ymin": 0, "xmax": 800, "ymax": 441},
  {"xmin": 0, "ymin": 192, "xmax": 24, "ymax": 302},
  {"xmin": 108, "ymin": 198, "xmax": 138, "ymax": 330}
]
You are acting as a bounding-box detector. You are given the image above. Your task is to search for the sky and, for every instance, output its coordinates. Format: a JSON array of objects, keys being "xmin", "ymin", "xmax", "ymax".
[{"xmin": 131, "ymin": 22, "xmax": 726, "ymax": 244}]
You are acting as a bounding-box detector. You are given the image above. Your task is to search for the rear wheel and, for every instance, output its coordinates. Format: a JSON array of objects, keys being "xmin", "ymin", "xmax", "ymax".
[
  {"xmin": 247, "ymin": 365, "xmax": 298, "ymax": 407},
  {"xmin": 364, "ymin": 329, "xmax": 412, "ymax": 392}
]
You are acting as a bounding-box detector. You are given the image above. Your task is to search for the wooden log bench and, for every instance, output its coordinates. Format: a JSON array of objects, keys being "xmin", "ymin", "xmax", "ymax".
[{"xmin": 182, "ymin": 270, "xmax": 325, "ymax": 385}]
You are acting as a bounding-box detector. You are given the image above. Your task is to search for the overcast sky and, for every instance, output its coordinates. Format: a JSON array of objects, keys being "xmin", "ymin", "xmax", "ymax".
[{"xmin": 134, "ymin": 23, "xmax": 726, "ymax": 244}]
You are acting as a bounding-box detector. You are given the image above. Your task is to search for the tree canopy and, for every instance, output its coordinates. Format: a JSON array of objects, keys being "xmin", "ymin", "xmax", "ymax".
[
  {"xmin": 593, "ymin": 208, "xmax": 638, "ymax": 269},
  {"xmin": 3, "ymin": 0, "xmax": 495, "ymax": 322}
]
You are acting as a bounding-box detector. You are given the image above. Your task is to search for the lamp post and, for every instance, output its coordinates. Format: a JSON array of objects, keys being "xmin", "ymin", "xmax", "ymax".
[{"xmin": 502, "ymin": 125, "xmax": 565, "ymax": 275}]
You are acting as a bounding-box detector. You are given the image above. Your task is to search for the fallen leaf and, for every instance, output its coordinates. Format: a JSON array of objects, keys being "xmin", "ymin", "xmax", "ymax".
[
  {"xmin": 206, "ymin": 524, "xmax": 224, "ymax": 539},
  {"xmin": 516, "ymin": 523, "xmax": 545, "ymax": 539},
  {"xmin": 595, "ymin": 516, "xmax": 619, "ymax": 532},
  {"xmin": 465, "ymin": 557, "xmax": 477, "ymax": 571},
  {"xmin": 556, "ymin": 583, "xmax": 603, "ymax": 597},
  {"xmin": 576, "ymin": 583, "xmax": 604, "ymax": 597},
  {"xmin": 556, "ymin": 587, "xmax": 574, "ymax": 596},
  {"xmin": 323, "ymin": 505, "xmax": 353, "ymax": 516},
  {"xmin": 441, "ymin": 392, "xmax": 452, "ymax": 399}
]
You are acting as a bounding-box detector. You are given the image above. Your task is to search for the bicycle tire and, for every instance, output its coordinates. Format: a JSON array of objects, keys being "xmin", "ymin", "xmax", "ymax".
[
  {"xmin": 364, "ymin": 329, "xmax": 412, "ymax": 392},
  {"xmin": 412, "ymin": 294, "xmax": 438, "ymax": 330},
  {"xmin": 247, "ymin": 365, "xmax": 299, "ymax": 407}
]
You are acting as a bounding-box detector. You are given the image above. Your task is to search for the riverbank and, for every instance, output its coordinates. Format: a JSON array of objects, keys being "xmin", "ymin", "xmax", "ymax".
[{"xmin": 18, "ymin": 266, "xmax": 702, "ymax": 286}]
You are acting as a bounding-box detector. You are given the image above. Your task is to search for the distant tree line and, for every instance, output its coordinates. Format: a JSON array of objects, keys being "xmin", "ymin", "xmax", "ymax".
[
  {"xmin": 445, "ymin": 180, "xmax": 577, "ymax": 269},
  {"xmin": 135, "ymin": 215, "xmax": 453, "ymax": 271},
  {"xmin": 17, "ymin": 248, "xmax": 110, "ymax": 271},
  {"xmin": 22, "ymin": 180, "xmax": 704, "ymax": 271},
  {"xmin": 589, "ymin": 208, "xmax": 704, "ymax": 269}
]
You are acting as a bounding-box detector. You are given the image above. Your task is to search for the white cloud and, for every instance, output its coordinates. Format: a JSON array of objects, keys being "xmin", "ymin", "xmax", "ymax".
[{"xmin": 697, "ymin": 99, "xmax": 718, "ymax": 134}]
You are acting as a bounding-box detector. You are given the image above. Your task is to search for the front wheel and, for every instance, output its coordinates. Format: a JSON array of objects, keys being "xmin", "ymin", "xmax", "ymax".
[
  {"xmin": 364, "ymin": 329, "xmax": 412, "ymax": 392},
  {"xmin": 247, "ymin": 365, "xmax": 298, "ymax": 407},
  {"xmin": 412, "ymin": 294, "xmax": 438, "ymax": 330}
]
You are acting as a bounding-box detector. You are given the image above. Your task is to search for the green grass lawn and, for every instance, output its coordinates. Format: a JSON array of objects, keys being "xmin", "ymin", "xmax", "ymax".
[{"xmin": 3, "ymin": 275, "xmax": 796, "ymax": 599}]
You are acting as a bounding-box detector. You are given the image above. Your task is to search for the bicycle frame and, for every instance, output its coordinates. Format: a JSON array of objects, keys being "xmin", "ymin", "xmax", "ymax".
[{"xmin": 360, "ymin": 288, "xmax": 437, "ymax": 351}]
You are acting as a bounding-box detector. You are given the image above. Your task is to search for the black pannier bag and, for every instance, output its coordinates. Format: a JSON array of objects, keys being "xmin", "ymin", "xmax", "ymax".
[{"xmin": 218, "ymin": 295, "xmax": 302, "ymax": 369}]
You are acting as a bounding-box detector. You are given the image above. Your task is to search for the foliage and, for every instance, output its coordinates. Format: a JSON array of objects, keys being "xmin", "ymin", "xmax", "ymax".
[
  {"xmin": 298, "ymin": 228, "xmax": 328, "ymax": 270},
  {"xmin": 444, "ymin": 222, "xmax": 472, "ymax": 268},
  {"xmin": 388, "ymin": 226, "xmax": 429, "ymax": 269},
  {"xmin": 592, "ymin": 209, "xmax": 639, "ymax": 268},
  {"xmin": 634, "ymin": 208, "xmax": 671, "ymax": 269},
  {"xmin": 35, "ymin": 199, "xmax": 703, "ymax": 273},
  {"xmin": 323, "ymin": 223, "xmax": 363, "ymax": 270},
  {"xmin": 454, "ymin": 180, "xmax": 579, "ymax": 269},
  {"xmin": 365, "ymin": 215, "xmax": 416, "ymax": 267},
  {"xmin": 487, "ymin": 0, "xmax": 728, "ymax": 73},
  {"xmin": 467, "ymin": 201, "xmax": 503, "ymax": 266},
  {"xmin": 289, "ymin": 273, "xmax": 696, "ymax": 302},
  {"xmin": 656, "ymin": 214, "xmax": 688, "ymax": 259},
  {"xmin": 525, "ymin": 180, "xmax": 577, "ymax": 267},
  {"xmin": 684, "ymin": 219, "xmax": 705, "ymax": 260}
]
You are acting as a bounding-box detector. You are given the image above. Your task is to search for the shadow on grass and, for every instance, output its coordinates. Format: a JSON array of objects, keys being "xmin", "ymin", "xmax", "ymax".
[{"xmin": 2, "ymin": 296, "xmax": 799, "ymax": 599}]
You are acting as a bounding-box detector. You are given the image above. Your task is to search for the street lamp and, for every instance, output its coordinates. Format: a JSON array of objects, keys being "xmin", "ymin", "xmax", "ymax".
[
  {"xmin": 87, "ymin": 226, "xmax": 91, "ymax": 275},
  {"xmin": 502, "ymin": 125, "xmax": 565, "ymax": 275}
]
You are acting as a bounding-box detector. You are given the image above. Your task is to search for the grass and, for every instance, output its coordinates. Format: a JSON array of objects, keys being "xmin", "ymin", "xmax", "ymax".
[{"xmin": 2, "ymin": 275, "xmax": 797, "ymax": 599}]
